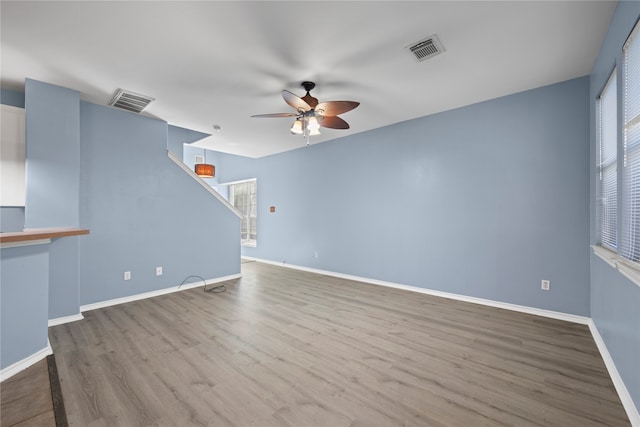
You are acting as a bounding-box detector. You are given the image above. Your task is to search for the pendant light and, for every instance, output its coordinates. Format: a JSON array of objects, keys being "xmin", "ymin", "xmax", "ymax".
[{"xmin": 195, "ymin": 150, "xmax": 215, "ymax": 178}]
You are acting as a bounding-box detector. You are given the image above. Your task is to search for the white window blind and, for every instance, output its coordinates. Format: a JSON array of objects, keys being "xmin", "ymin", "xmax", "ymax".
[
  {"xmin": 620, "ymin": 22, "xmax": 640, "ymax": 262},
  {"xmin": 597, "ymin": 71, "xmax": 618, "ymax": 250}
]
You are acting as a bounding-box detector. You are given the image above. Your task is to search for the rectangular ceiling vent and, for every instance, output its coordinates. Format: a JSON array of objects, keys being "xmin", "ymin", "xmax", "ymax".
[
  {"xmin": 109, "ymin": 89, "xmax": 154, "ymax": 113},
  {"xmin": 406, "ymin": 34, "xmax": 445, "ymax": 62}
]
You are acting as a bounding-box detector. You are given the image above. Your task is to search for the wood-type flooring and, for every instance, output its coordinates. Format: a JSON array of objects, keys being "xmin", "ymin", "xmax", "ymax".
[
  {"xmin": 0, "ymin": 355, "xmax": 66, "ymax": 426},
  {"xmin": 49, "ymin": 261, "xmax": 630, "ymax": 426}
]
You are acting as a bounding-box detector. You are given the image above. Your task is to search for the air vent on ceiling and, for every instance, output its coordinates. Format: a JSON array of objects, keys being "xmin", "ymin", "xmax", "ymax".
[
  {"xmin": 108, "ymin": 89, "xmax": 154, "ymax": 113},
  {"xmin": 406, "ymin": 34, "xmax": 445, "ymax": 62}
]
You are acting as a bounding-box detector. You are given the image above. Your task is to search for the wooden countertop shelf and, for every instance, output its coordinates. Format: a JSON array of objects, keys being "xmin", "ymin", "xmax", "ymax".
[{"xmin": 0, "ymin": 227, "xmax": 89, "ymax": 244}]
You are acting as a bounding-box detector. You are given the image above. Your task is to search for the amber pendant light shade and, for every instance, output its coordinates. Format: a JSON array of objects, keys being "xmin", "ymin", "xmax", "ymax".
[
  {"xmin": 195, "ymin": 149, "xmax": 215, "ymax": 178},
  {"xmin": 195, "ymin": 163, "xmax": 215, "ymax": 178}
]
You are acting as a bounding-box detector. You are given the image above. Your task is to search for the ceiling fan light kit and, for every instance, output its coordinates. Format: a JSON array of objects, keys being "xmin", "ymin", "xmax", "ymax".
[
  {"xmin": 253, "ymin": 81, "xmax": 359, "ymax": 145},
  {"xmin": 290, "ymin": 119, "xmax": 304, "ymax": 135}
]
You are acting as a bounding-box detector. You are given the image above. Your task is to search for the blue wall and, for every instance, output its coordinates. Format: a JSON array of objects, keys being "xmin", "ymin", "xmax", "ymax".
[
  {"xmin": 24, "ymin": 80, "xmax": 83, "ymax": 320},
  {"xmin": 79, "ymin": 102, "xmax": 240, "ymax": 305},
  {"xmin": 1, "ymin": 244, "xmax": 49, "ymax": 370},
  {"xmin": 589, "ymin": 1, "xmax": 640, "ymax": 411},
  {"xmin": 48, "ymin": 237, "xmax": 81, "ymax": 319},
  {"xmin": 24, "ymin": 79, "xmax": 80, "ymax": 228},
  {"xmin": 216, "ymin": 77, "xmax": 591, "ymax": 316},
  {"xmin": 0, "ymin": 207, "xmax": 24, "ymax": 232},
  {"xmin": 168, "ymin": 125, "xmax": 209, "ymax": 159},
  {"xmin": 0, "ymin": 88, "xmax": 25, "ymax": 108}
]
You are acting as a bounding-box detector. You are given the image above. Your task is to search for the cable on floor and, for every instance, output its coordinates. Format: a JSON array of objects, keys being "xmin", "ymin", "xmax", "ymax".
[{"xmin": 178, "ymin": 275, "xmax": 226, "ymax": 294}]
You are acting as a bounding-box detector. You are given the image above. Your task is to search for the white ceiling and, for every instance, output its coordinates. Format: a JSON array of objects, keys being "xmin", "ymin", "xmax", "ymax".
[{"xmin": 1, "ymin": 1, "xmax": 616, "ymax": 158}]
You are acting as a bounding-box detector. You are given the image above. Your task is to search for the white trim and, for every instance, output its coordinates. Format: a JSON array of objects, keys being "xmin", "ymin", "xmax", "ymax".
[
  {"xmin": 0, "ymin": 238, "xmax": 51, "ymax": 249},
  {"xmin": 591, "ymin": 244, "xmax": 617, "ymax": 268},
  {"xmin": 624, "ymin": 17, "xmax": 640, "ymax": 51},
  {"xmin": 166, "ymin": 150, "xmax": 242, "ymax": 219},
  {"xmin": 48, "ymin": 313, "xmax": 84, "ymax": 327},
  {"xmin": 217, "ymin": 177, "xmax": 257, "ymax": 187},
  {"xmin": 243, "ymin": 257, "xmax": 590, "ymax": 324},
  {"xmin": 625, "ymin": 113, "xmax": 640, "ymax": 131},
  {"xmin": 591, "ymin": 245, "xmax": 640, "ymax": 288},
  {"xmin": 80, "ymin": 273, "xmax": 242, "ymax": 313},
  {"xmin": 616, "ymin": 261, "xmax": 640, "ymax": 287},
  {"xmin": 0, "ymin": 340, "xmax": 53, "ymax": 382},
  {"xmin": 588, "ymin": 320, "xmax": 640, "ymax": 426}
]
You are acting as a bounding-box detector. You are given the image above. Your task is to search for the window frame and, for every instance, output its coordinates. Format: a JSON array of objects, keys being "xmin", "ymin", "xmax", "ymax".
[
  {"xmin": 228, "ymin": 178, "xmax": 257, "ymax": 247},
  {"xmin": 596, "ymin": 69, "xmax": 618, "ymax": 251}
]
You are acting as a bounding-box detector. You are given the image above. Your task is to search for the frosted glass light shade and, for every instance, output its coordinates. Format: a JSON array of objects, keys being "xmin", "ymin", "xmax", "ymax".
[{"xmin": 290, "ymin": 119, "xmax": 303, "ymax": 134}]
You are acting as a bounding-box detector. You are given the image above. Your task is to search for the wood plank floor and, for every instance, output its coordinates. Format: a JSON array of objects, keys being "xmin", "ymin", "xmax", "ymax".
[
  {"xmin": 49, "ymin": 261, "xmax": 630, "ymax": 426},
  {"xmin": 1, "ymin": 358, "xmax": 56, "ymax": 426}
]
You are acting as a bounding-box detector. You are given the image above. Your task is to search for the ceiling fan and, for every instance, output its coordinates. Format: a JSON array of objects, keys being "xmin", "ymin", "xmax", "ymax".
[{"xmin": 252, "ymin": 81, "xmax": 359, "ymax": 143}]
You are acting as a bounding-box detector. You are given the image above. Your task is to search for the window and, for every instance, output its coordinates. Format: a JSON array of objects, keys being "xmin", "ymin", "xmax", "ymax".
[
  {"xmin": 620, "ymin": 22, "xmax": 640, "ymax": 262},
  {"xmin": 594, "ymin": 21, "xmax": 640, "ymax": 286},
  {"xmin": 229, "ymin": 179, "xmax": 257, "ymax": 246},
  {"xmin": 597, "ymin": 70, "xmax": 617, "ymax": 250}
]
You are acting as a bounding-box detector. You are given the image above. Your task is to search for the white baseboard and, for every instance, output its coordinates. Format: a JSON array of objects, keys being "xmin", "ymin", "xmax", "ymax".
[
  {"xmin": 246, "ymin": 257, "xmax": 638, "ymax": 425},
  {"xmin": 0, "ymin": 339, "xmax": 53, "ymax": 382},
  {"xmin": 48, "ymin": 313, "xmax": 84, "ymax": 327},
  {"xmin": 80, "ymin": 273, "xmax": 242, "ymax": 313},
  {"xmin": 244, "ymin": 257, "xmax": 590, "ymax": 324},
  {"xmin": 588, "ymin": 320, "xmax": 640, "ymax": 426}
]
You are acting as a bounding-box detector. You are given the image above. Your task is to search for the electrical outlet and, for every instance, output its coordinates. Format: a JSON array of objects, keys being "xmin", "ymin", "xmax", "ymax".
[
  {"xmin": 156, "ymin": 266, "xmax": 163, "ymax": 276},
  {"xmin": 314, "ymin": 251, "xmax": 319, "ymax": 259},
  {"xmin": 541, "ymin": 280, "xmax": 550, "ymax": 290},
  {"xmin": 124, "ymin": 271, "xmax": 131, "ymax": 281}
]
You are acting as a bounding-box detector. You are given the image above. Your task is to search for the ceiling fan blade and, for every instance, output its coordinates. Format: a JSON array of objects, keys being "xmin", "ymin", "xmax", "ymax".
[
  {"xmin": 282, "ymin": 90, "xmax": 311, "ymax": 112},
  {"xmin": 315, "ymin": 101, "xmax": 360, "ymax": 116},
  {"xmin": 251, "ymin": 113, "xmax": 299, "ymax": 118},
  {"xmin": 319, "ymin": 115, "xmax": 350, "ymax": 129},
  {"xmin": 301, "ymin": 94, "xmax": 319, "ymax": 108}
]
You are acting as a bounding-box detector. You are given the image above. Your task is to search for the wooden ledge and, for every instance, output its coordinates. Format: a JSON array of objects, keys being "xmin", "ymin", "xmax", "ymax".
[{"xmin": 0, "ymin": 227, "xmax": 89, "ymax": 244}]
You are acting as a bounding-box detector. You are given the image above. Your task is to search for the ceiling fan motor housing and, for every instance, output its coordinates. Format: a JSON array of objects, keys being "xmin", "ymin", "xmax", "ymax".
[{"xmin": 301, "ymin": 81, "xmax": 316, "ymax": 92}]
